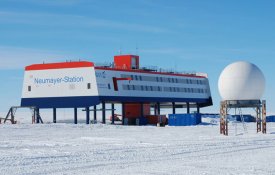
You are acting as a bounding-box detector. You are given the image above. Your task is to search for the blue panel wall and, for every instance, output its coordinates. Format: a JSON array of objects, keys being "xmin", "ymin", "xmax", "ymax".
[
  {"xmin": 266, "ymin": 116, "xmax": 275, "ymax": 122},
  {"xmin": 22, "ymin": 96, "xmax": 211, "ymax": 109},
  {"xmin": 168, "ymin": 113, "xmax": 202, "ymax": 126},
  {"xmin": 21, "ymin": 96, "xmax": 100, "ymax": 108},
  {"xmin": 99, "ymin": 96, "xmax": 211, "ymax": 103},
  {"xmin": 232, "ymin": 115, "xmax": 256, "ymax": 122}
]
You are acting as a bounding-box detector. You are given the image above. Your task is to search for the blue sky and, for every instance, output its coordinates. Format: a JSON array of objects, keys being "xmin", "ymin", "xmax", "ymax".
[{"xmin": 0, "ymin": 0, "xmax": 275, "ymax": 114}]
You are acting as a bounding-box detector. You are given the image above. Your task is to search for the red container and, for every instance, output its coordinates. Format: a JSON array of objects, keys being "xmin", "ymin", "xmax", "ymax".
[
  {"xmin": 145, "ymin": 115, "xmax": 167, "ymax": 125},
  {"xmin": 124, "ymin": 103, "xmax": 150, "ymax": 118},
  {"xmin": 114, "ymin": 55, "xmax": 139, "ymax": 70}
]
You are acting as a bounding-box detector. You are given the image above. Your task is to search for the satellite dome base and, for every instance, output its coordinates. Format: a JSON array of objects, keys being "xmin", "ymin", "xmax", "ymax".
[
  {"xmin": 220, "ymin": 100, "xmax": 267, "ymax": 136},
  {"xmin": 225, "ymin": 100, "xmax": 261, "ymax": 108}
]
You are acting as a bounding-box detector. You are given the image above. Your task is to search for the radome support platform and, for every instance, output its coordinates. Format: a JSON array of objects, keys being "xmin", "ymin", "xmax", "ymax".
[{"xmin": 220, "ymin": 100, "xmax": 266, "ymax": 136}]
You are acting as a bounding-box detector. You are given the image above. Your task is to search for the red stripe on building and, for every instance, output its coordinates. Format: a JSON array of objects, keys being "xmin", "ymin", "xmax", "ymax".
[
  {"xmin": 95, "ymin": 67, "xmax": 206, "ymax": 78},
  {"xmin": 25, "ymin": 62, "xmax": 94, "ymax": 71}
]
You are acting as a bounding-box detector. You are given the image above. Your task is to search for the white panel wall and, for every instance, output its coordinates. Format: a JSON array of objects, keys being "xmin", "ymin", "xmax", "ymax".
[
  {"xmin": 22, "ymin": 67, "xmax": 98, "ymax": 98},
  {"xmin": 95, "ymin": 69, "xmax": 211, "ymax": 99}
]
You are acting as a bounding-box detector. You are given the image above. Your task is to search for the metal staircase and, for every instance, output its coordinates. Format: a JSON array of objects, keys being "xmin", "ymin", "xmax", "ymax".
[
  {"xmin": 238, "ymin": 108, "xmax": 248, "ymax": 133},
  {"xmin": 0, "ymin": 106, "xmax": 43, "ymax": 124}
]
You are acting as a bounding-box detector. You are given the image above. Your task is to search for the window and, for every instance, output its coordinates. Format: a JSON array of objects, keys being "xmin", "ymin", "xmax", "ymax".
[
  {"xmin": 158, "ymin": 86, "xmax": 161, "ymax": 91},
  {"xmin": 28, "ymin": 86, "xmax": 31, "ymax": 92},
  {"xmin": 87, "ymin": 83, "xmax": 91, "ymax": 89}
]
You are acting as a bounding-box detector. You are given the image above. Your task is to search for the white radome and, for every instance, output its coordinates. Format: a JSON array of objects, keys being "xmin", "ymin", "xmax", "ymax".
[{"xmin": 218, "ymin": 61, "xmax": 265, "ymax": 101}]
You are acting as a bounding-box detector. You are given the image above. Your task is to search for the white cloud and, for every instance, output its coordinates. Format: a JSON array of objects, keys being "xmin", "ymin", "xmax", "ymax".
[
  {"xmin": 0, "ymin": 46, "xmax": 70, "ymax": 69},
  {"xmin": 6, "ymin": 0, "xmax": 84, "ymax": 6},
  {"xmin": 0, "ymin": 11, "xmax": 169, "ymax": 33}
]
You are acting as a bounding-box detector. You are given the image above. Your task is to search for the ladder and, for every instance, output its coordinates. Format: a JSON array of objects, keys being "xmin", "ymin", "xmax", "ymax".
[
  {"xmin": 232, "ymin": 111, "xmax": 238, "ymax": 136},
  {"xmin": 238, "ymin": 108, "xmax": 248, "ymax": 133}
]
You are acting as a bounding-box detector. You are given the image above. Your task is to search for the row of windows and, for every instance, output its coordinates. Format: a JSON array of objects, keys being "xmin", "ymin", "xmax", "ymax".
[
  {"xmin": 163, "ymin": 87, "xmax": 208, "ymax": 93},
  {"xmin": 28, "ymin": 83, "xmax": 207, "ymax": 94},
  {"xmin": 121, "ymin": 74, "xmax": 207, "ymax": 85},
  {"xmin": 27, "ymin": 83, "xmax": 95, "ymax": 92},
  {"xmin": 122, "ymin": 85, "xmax": 208, "ymax": 94},
  {"xmin": 123, "ymin": 85, "xmax": 161, "ymax": 92}
]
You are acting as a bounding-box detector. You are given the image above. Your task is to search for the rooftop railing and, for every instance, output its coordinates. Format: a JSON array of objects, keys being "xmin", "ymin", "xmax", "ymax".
[{"xmin": 94, "ymin": 62, "xmax": 208, "ymax": 78}]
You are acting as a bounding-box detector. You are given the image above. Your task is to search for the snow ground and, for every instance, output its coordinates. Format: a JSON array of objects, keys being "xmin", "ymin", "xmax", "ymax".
[{"xmin": 1, "ymin": 117, "xmax": 275, "ymax": 175}]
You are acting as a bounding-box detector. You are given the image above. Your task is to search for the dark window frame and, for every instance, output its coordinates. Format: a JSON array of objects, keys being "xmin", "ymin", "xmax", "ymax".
[{"xmin": 87, "ymin": 83, "xmax": 91, "ymax": 89}]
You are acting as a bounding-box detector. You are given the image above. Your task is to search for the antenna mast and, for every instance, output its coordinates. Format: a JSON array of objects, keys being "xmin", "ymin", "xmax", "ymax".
[{"xmin": 135, "ymin": 43, "xmax": 139, "ymax": 55}]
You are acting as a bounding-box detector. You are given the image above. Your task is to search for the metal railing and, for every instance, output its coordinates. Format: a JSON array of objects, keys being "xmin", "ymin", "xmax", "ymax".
[{"xmin": 94, "ymin": 62, "xmax": 208, "ymax": 77}]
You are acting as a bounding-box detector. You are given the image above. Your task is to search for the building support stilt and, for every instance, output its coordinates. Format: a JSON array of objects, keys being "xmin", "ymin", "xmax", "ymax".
[
  {"xmin": 53, "ymin": 108, "xmax": 57, "ymax": 123},
  {"xmin": 86, "ymin": 107, "xmax": 90, "ymax": 124},
  {"xmin": 154, "ymin": 103, "xmax": 157, "ymax": 115},
  {"xmin": 93, "ymin": 105, "xmax": 97, "ymax": 122},
  {"xmin": 157, "ymin": 102, "xmax": 160, "ymax": 115},
  {"xmin": 140, "ymin": 102, "xmax": 144, "ymax": 118},
  {"xmin": 11, "ymin": 108, "xmax": 15, "ymax": 124},
  {"xmin": 102, "ymin": 102, "xmax": 106, "ymax": 124},
  {"xmin": 172, "ymin": 102, "xmax": 176, "ymax": 114},
  {"xmin": 36, "ymin": 108, "xmax": 40, "ymax": 124},
  {"xmin": 111, "ymin": 103, "xmax": 115, "ymax": 125},
  {"xmin": 74, "ymin": 108, "xmax": 77, "ymax": 124},
  {"xmin": 138, "ymin": 102, "xmax": 144, "ymax": 126},
  {"xmin": 187, "ymin": 102, "xmax": 190, "ymax": 114},
  {"xmin": 122, "ymin": 102, "xmax": 125, "ymax": 125},
  {"xmin": 197, "ymin": 104, "xmax": 200, "ymax": 113}
]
